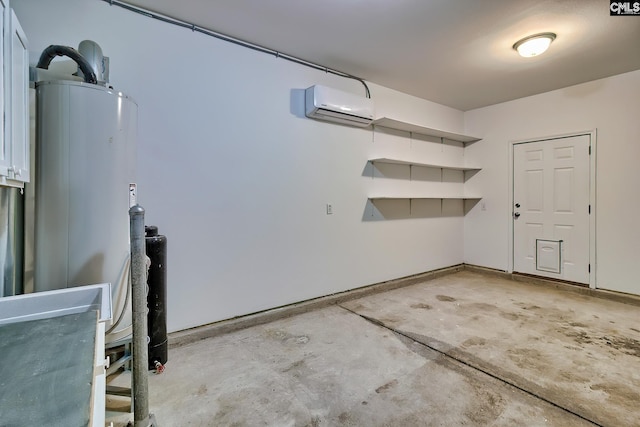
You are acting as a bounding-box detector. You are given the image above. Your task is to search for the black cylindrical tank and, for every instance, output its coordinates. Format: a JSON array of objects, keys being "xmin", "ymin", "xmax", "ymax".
[{"xmin": 145, "ymin": 225, "xmax": 168, "ymax": 370}]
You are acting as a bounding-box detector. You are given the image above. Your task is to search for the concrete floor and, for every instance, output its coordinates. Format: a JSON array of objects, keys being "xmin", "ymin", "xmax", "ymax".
[{"xmin": 106, "ymin": 270, "xmax": 640, "ymax": 426}]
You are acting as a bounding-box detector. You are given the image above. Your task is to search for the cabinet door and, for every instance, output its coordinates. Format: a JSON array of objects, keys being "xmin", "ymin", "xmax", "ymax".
[
  {"xmin": 0, "ymin": 0, "xmax": 8, "ymax": 178},
  {"xmin": 9, "ymin": 8, "xmax": 28, "ymax": 182}
]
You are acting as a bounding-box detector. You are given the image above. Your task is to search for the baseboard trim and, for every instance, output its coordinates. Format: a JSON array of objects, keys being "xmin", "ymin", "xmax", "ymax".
[
  {"xmin": 168, "ymin": 262, "xmax": 640, "ymax": 348},
  {"xmin": 462, "ymin": 264, "xmax": 510, "ymax": 279},
  {"xmin": 510, "ymin": 272, "xmax": 640, "ymax": 307},
  {"xmin": 168, "ymin": 264, "xmax": 464, "ymax": 348}
]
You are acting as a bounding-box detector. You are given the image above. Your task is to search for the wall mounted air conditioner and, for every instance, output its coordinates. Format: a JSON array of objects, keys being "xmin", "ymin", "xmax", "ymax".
[{"xmin": 305, "ymin": 85, "xmax": 374, "ymax": 127}]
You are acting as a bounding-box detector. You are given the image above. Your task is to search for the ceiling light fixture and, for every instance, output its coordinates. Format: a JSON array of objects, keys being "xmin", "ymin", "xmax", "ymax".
[{"xmin": 513, "ymin": 32, "xmax": 556, "ymax": 58}]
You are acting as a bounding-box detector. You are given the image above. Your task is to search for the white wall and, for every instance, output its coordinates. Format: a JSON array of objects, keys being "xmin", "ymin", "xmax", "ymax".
[
  {"xmin": 14, "ymin": 0, "xmax": 469, "ymax": 332},
  {"xmin": 464, "ymin": 70, "xmax": 640, "ymax": 295}
]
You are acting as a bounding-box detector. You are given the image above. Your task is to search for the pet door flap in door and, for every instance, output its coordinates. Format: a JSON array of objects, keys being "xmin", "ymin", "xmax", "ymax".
[{"xmin": 536, "ymin": 239, "xmax": 562, "ymax": 273}]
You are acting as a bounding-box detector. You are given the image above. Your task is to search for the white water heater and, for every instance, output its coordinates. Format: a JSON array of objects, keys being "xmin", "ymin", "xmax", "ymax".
[{"xmin": 34, "ymin": 80, "xmax": 137, "ymax": 308}]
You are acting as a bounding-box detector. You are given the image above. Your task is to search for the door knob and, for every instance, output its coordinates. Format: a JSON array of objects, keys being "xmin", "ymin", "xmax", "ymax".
[
  {"xmin": 515, "ymin": 203, "xmax": 521, "ymax": 208},
  {"xmin": 514, "ymin": 212, "xmax": 521, "ymax": 218}
]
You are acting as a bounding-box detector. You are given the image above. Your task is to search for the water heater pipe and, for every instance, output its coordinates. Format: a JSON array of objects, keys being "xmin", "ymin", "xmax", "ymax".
[{"xmin": 36, "ymin": 45, "xmax": 98, "ymax": 84}]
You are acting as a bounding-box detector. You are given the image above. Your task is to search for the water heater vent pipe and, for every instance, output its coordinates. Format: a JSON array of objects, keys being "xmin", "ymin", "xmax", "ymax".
[{"xmin": 36, "ymin": 45, "xmax": 98, "ymax": 84}]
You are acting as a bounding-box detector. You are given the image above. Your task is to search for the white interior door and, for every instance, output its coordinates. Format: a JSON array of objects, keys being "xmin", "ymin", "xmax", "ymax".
[{"xmin": 513, "ymin": 135, "xmax": 591, "ymax": 284}]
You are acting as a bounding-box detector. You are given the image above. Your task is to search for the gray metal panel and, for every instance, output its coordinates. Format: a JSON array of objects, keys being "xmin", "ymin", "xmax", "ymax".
[
  {"xmin": 0, "ymin": 186, "xmax": 23, "ymax": 297},
  {"xmin": 0, "ymin": 310, "xmax": 97, "ymax": 426}
]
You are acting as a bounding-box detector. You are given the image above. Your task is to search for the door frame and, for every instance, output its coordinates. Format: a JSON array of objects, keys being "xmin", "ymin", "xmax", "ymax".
[{"xmin": 507, "ymin": 130, "xmax": 597, "ymax": 289}]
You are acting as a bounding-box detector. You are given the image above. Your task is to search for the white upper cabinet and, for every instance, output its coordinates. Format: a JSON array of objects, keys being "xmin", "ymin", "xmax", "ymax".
[
  {"xmin": 8, "ymin": 8, "xmax": 28, "ymax": 183},
  {"xmin": 0, "ymin": 0, "xmax": 8, "ymax": 179},
  {"xmin": 0, "ymin": 2, "xmax": 29, "ymax": 187}
]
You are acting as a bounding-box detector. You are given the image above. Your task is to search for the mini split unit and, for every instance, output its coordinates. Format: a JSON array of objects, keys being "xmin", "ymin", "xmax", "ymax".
[{"xmin": 305, "ymin": 85, "xmax": 375, "ymax": 127}]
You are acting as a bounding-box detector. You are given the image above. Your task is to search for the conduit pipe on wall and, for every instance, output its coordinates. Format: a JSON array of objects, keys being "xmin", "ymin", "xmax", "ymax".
[
  {"xmin": 36, "ymin": 45, "xmax": 98, "ymax": 84},
  {"xmin": 102, "ymin": 0, "xmax": 371, "ymax": 98}
]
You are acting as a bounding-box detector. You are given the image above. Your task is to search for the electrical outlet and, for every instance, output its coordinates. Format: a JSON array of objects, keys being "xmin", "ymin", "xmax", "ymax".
[{"xmin": 326, "ymin": 204, "xmax": 333, "ymax": 215}]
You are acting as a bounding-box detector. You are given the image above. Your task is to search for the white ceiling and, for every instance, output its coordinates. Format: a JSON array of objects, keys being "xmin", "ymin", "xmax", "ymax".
[{"xmin": 121, "ymin": 0, "xmax": 640, "ymax": 111}]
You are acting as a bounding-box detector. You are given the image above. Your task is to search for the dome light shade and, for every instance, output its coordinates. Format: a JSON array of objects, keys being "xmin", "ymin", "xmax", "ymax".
[{"xmin": 513, "ymin": 33, "xmax": 556, "ymax": 57}]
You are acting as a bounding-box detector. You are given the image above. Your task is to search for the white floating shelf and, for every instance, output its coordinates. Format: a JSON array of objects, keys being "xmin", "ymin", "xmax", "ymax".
[
  {"xmin": 372, "ymin": 117, "xmax": 481, "ymax": 144},
  {"xmin": 370, "ymin": 158, "xmax": 481, "ymax": 172},
  {"xmin": 369, "ymin": 196, "xmax": 482, "ymax": 201}
]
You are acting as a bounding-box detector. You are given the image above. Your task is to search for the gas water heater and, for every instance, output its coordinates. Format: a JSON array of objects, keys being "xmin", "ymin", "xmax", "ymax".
[{"xmin": 32, "ymin": 42, "xmax": 137, "ymax": 339}]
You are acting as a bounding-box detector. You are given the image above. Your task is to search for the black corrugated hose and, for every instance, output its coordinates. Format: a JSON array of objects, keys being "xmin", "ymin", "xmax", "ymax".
[{"xmin": 36, "ymin": 45, "xmax": 98, "ymax": 84}]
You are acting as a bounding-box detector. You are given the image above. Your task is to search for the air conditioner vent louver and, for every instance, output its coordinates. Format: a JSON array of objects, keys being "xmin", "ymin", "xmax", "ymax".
[{"xmin": 305, "ymin": 85, "xmax": 374, "ymax": 127}]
